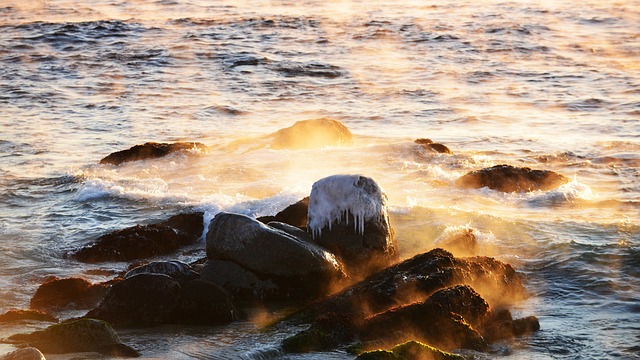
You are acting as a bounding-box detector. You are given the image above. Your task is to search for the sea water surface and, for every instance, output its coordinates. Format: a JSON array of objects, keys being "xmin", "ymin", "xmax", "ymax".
[{"xmin": 0, "ymin": 0, "xmax": 639, "ymax": 359}]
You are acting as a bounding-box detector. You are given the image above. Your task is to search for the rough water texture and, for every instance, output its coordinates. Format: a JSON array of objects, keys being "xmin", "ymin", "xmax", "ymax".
[{"xmin": 1, "ymin": 0, "xmax": 639, "ymax": 359}]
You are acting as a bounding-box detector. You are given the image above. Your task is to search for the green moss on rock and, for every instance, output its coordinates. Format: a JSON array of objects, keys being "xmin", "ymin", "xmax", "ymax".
[{"xmin": 356, "ymin": 340, "xmax": 464, "ymax": 360}]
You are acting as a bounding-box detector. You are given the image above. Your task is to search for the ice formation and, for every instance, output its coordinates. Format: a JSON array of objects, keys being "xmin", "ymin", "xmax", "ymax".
[{"xmin": 308, "ymin": 174, "xmax": 387, "ymax": 239}]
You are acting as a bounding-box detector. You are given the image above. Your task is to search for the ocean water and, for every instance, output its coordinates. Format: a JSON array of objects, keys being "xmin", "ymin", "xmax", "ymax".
[{"xmin": 1, "ymin": 0, "xmax": 639, "ymax": 358}]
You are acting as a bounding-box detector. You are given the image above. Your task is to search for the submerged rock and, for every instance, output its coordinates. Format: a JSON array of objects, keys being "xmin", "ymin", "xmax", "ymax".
[
  {"xmin": 355, "ymin": 340, "xmax": 464, "ymax": 360},
  {"xmin": 266, "ymin": 118, "xmax": 352, "ymax": 150},
  {"xmin": 308, "ymin": 174, "xmax": 398, "ymax": 277},
  {"xmin": 0, "ymin": 309, "xmax": 58, "ymax": 323},
  {"xmin": 0, "ymin": 347, "xmax": 46, "ymax": 360},
  {"xmin": 29, "ymin": 277, "xmax": 109, "ymax": 312},
  {"xmin": 8, "ymin": 318, "xmax": 139, "ymax": 357},
  {"xmin": 86, "ymin": 273, "xmax": 182, "ymax": 327},
  {"xmin": 206, "ymin": 212, "xmax": 345, "ymax": 299},
  {"xmin": 124, "ymin": 260, "xmax": 199, "ymax": 286},
  {"xmin": 455, "ymin": 164, "xmax": 569, "ymax": 193},
  {"xmin": 100, "ymin": 141, "xmax": 208, "ymax": 165},
  {"xmin": 71, "ymin": 212, "xmax": 204, "ymax": 263},
  {"xmin": 414, "ymin": 138, "xmax": 453, "ymax": 154}
]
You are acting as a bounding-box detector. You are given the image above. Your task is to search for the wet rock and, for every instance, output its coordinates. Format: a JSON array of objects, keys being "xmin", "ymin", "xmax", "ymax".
[
  {"xmin": 300, "ymin": 248, "xmax": 527, "ymax": 321},
  {"xmin": 86, "ymin": 274, "xmax": 181, "ymax": 327},
  {"xmin": 174, "ymin": 279, "xmax": 235, "ymax": 325},
  {"xmin": 455, "ymin": 164, "xmax": 569, "ymax": 193},
  {"xmin": 414, "ymin": 138, "xmax": 453, "ymax": 154},
  {"xmin": 0, "ymin": 309, "xmax": 58, "ymax": 323},
  {"xmin": 481, "ymin": 309, "xmax": 541, "ymax": 342},
  {"xmin": 71, "ymin": 212, "xmax": 204, "ymax": 263},
  {"xmin": 433, "ymin": 227, "xmax": 479, "ymax": 257},
  {"xmin": 100, "ymin": 141, "xmax": 208, "ymax": 165},
  {"xmin": 257, "ymin": 196, "xmax": 309, "ymax": 230},
  {"xmin": 266, "ymin": 221, "xmax": 312, "ymax": 242},
  {"xmin": 8, "ymin": 318, "xmax": 139, "ymax": 357},
  {"xmin": 29, "ymin": 277, "xmax": 109, "ymax": 312},
  {"xmin": 308, "ymin": 174, "xmax": 398, "ymax": 277},
  {"xmin": 273, "ymin": 61, "xmax": 344, "ymax": 78},
  {"xmin": 355, "ymin": 340, "xmax": 464, "ymax": 360},
  {"xmin": 200, "ymin": 259, "xmax": 279, "ymax": 301},
  {"xmin": 124, "ymin": 260, "xmax": 199, "ymax": 286},
  {"xmin": 359, "ymin": 285, "xmax": 489, "ymax": 351},
  {"xmin": 0, "ymin": 347, "xmax": 46, "ymax": 360},
  {"xmin": 282, "ymin": 312, "xmax": 357, "ymax": 353},
  {"xmin": 267, "ymin": 118, "xmax": 352, "ymax": 150},
  {"xmin": 206, "ymin": 212, "xmax": 345, "ymax": 299}
]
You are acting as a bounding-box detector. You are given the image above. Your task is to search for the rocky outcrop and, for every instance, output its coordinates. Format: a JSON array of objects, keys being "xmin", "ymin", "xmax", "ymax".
[
  {"xmin": 124, "ymin": 260, "xmax": 199, "ymax": 286},
  {"xmin": 308, "ymin": 175, "xmax": 398, "ymax": 277},
  {"xmin": 206, "ymin": 212, "xmax": 346, "ymax": 299},
  {"xmin": 455, "ymin": 164, "xmax": 569, "ymax": 193},
  {"xmin": 257, "ymin": 197, "xmax": 309, "ymax": 230},
  {"xmin": 100, "ymin": 141, "xmax": 208, "ymax": 165},
  {"xmin": 0, "ymin": 309, "xmax": 58, "ymax": 323},
  {"xmin": 355, "ymin": 341, "xmax": 464, "ymax": 360},
  {"xmin": 86, "ymin": 274, "xmax": 182, "ymax": 327},
  {"xmin": 0, "ymin": 347, "xmax": 46, "ymax": 360},
  {"xmin": 414, "ymin": 138, "xmax": 453, "ymax": 154},
  {"xmin": 29, "ymin": 277, "xmax": 109, "ymax": 312},
  {"xmin": 8, "ymin": 318, "xmax": 139, "ymax": 357},
  {"xmin": 71, "ymin": 212, "xmax": 204, "ymax": 263}
]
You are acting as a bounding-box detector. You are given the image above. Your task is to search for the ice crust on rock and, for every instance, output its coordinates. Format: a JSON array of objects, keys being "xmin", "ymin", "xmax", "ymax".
[{"xmin": 308, "ymin": 174, "xmax": 387, "ymax": 239}]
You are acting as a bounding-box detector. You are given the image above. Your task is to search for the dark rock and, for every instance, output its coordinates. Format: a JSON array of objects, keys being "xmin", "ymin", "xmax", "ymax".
[
  {"xmin": 86, "ymin": 274, "xmax": 181, "ymax": 327},
  {"xmin": 71, "ymin": 212, "xmax": 204, "ymax": 263},
  {"xmin": 282, "ymin": 312, "xmax": 357, "ymax": 353},
  {"xmin": 481, "ymin": 310, "xmax": 541, "ymax": 342},
  {"xmin": 206, "ymin": 212, "xmax": 345, "ymax": 298},
  {"xmin": 200, "ymin": 260, "xmax": 279, "ymax": 301},
  {"xmin": 124, "ymin": 260, "xmax": 199, "ymax": 286},
  {"xmin": 257, "ymin": 196, "xmax": 309, "ymax": 230},
  {"xmin": 455, "ymin": 164, "xmax": 569, "ymax": 193},
  {"xmin": 273, "ymin": 61, "xmax": 344, "ymax": 79},
  {"xmin": 308, "ymin": 175, "xmax": 398, "ymax": 278},
  {"xmin": 8, "ymin": 318, "xmax": 139, "ymax": 357},
  {"xmin": 414, "ymin": 138, "xmax": 453, "ymax": 154},
  {"xmin": 266, "ymin": 221, "xmax": 312, "ymax": 242},
  {"xmin": 0, "ymin": 309, "xmax": 58, "ymax": 324},
  {"xmin": 266, "ymin": 118, "xmax": 352, "ymax": 150},
  {"xmin": 355, "ymin": 340, "xmax": 464, "ymax": 360},
  {"xmin": 0, "ymin": 347, "xmax": 46, "ymax": 360},
  {"xmin": 100, "ymin": 141, "xmax": 208, "ymax": 165},
  {"xmin": 29, "ymin": 277, "xmax": 109, "ymax": 312},
  {"xmin": 174, "ymin": 279, "xmax": 235, "ymax": 325}
]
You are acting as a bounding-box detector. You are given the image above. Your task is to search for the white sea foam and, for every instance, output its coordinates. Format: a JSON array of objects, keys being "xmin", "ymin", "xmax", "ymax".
[
  {"xmin": 307, "ymin": 174, "xmax": 387, "ymax": 239},
  {"xmin": 434, "ymin": 224, "xmax": 496, "ymax": 246},
  {"xmin": 524, "ymin": 180, "xmax": 593, "ymax": 206}
]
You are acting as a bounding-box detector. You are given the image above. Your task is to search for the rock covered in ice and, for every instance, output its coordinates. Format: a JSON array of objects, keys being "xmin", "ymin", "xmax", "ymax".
[{"xmin": 307, "ymin": 175, "xmax": 397, "ymax": 276}]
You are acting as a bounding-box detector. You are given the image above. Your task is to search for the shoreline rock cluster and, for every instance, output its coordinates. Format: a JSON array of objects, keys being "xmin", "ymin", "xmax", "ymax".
[{"xmin": 0, "ymin": 120, "xmax": 574, "ymax": 359}]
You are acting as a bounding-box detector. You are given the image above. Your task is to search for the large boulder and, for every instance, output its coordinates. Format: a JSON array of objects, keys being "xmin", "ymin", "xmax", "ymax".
[
  {"xmin": 71, "ymin": 212, "xmax": 204, "ymax": 263},
  {"xmin": 124, "ymin": 260, "xmax": 199, "ymax": 286},
  {"xmin": 455, "ymin": 164, "xmax": 569, "ymax": 193},
  {"xmin": 266, "ymin": 118, "xmax": 352, "ymax": 150},
  {"xmin": 173, "ymin": 279, "xmax": 235, "ymax": 325},
  {"xmin": 8, "ymin": 318, "xmax": 139, "ymax": 357},
  {"xmin": 257, "ymin": 197, "xmax": 309, "ymax": 230},
  {"xmin": 86, "ymin": 274, "xmax": 182, "ymax": 327},
  {"xmin": 199, "ymin": 260, "xmax": 279, "ymax": 301},
  {"xmin": 308, "ymin": 175, "xmax": 398, "ymax": 277},
  {"xmin": 29, "ymin": 277, "xmax": 109, "ymax": 312},
  {"xmin": 206, "ymin": 212, "xmax": 345, "ymax": 298},
  {"xmin": 100, "ymin": 141, "xmax": 208, "ymax": 165}
]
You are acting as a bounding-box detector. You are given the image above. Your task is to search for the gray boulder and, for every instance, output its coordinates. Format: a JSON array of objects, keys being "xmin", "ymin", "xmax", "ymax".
[
  {"xmin": 307, "ymin": 175, "xmax": 398, "ymax": 277},
  {"xmin": 206, "ymin": 212, "xmax": 346, "ymax": 298}
]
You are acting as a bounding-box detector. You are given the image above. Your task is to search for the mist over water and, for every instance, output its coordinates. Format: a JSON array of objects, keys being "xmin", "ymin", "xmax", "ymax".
[{"xmin": 1, "ymin": 0, "xmax": 639, "ymax": 358}]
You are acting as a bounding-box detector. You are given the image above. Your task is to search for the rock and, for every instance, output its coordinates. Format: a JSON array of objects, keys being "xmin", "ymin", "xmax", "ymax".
[
  {"xmin": 1, "ymin": 347, "xmax": 46, "ymax": 360},
  {"xmin": 297, "ymin": 248, "xmax": 527, "ymax": 322},
  {"xmin": 273, "ymin": 61, "xmax": 344, "ymax": 79},
  {"xmin": 266, "ymin": 221, "xmax": 312, "ymax": 242},
  {"xmin": 100, "ymin": 141, "xmax": 208, "ymax": 165},
  {"xmin": 174, "ymin": 279, "xmax": 235, "ymax": 325},
  {"xmin": 455, "ymin": 164, "xmax": 569, "ymax": 193},
  {"xmin": 206, "ymin": 212, "xmax": 345, "ymax": 298},
  {"xmin": 124, "ymin": 260, "xmax": 199, "ymax": 286},
  {"xmin": 414, "ymin": 138, "xmax": 453, "ymax": 154},
  {"xmin": 355, "ymin": 340, "xmax": 464, "ymax": 360},
  {"xmin": 71, "ymin": 212, "xmax": 204, "ymax": 263},
  {"xmin": 29, "ymin": 277, "xmax": 109, "ymax": 312},
  {"xmin": 282, "ymin": 312, "xmax": 357, "ymax": 353},
  {"xmin": 433, "ymin": 226, "xmax": 479, "ymax": 257},
  {"xmin": 0, "ymin": 309, "xmax": 58, "ymax": 323},
  {"xmin": 266, "ymin": 118, "xmax": 352, "ymax": 150},
  {"xmin": 257, "ymin": 197, "xmax": 309, "ymax": 230},
  {"xmin": 359, "ymin": 285, "xmax": 489, "ymax": 351},
  {"xmin": 86, "ymin": 274, "xmax": 181, "ymax": 327},
  {"xmin": 308, "ymin": 174, "xmax": 398, "ymax": 277},
  {"xmin": 200, "ymin": 260, "xmax": 279, "ymax": 301},
  {"xmin": 8, "ymin": 318, "xmax": 139, "ymax": 357}
]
